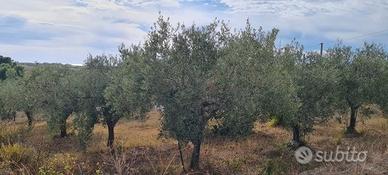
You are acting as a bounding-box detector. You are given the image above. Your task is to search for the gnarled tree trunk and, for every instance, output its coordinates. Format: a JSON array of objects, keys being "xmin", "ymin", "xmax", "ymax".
[
  {"xmin": 12, "ymin": 111, "xmax": 16, "ymax": 122},
  {"xmin": 60, "ymin": 120, "xmax": 67, "ymax": 137},
  {"xmin": 107, "ymin": 124, "xmax": 114, "ymax": 148},
  {"xmin": 178, "ymin": 141, "xmax": 186, "ymax": 173},
  {"xmin": 190, "ymin": 139, "xmax": 202, "ymax": 170},
  {"xmin": 106, "ymin": 120, "xmax": 118, "ymax": 148},
  {"xmin": 25, "ymin": 111, "xmax": 33, "ymax": 127},
  {"xmin": 346, "ymin": 105, "xmax": 359, "ymax": 134},
  {"xmin": 291, "ymin": 125, "xmax": 303, "ymax": 147}
]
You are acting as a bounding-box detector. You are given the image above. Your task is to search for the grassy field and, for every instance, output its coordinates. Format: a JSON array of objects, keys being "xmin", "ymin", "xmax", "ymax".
[{"xmin": 1, "ymin": 111, "xmax": 387, "ymax": 174}]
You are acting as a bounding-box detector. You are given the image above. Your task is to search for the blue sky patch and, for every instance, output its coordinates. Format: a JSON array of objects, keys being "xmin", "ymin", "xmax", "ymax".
[{"xmin": 0, "ymin": 0, "xmax": 387, "ymax": 64}]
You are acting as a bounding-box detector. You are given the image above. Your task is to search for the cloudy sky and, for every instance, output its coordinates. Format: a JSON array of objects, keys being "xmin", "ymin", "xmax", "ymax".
[{"xmin": 1, "ymin": 0, "xmax": 388, "ymax": 64}]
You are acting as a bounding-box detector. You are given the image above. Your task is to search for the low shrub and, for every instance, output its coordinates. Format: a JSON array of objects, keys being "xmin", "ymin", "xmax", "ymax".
[
  {"xmin": 268, "ymin": 116, "xmax": 281, "ymax": 127},
  {"xmin": 224, "ymin": 157, "xmax": 246, "ymax": 173},
  {"xmin": 0, "ymin": 124, "xmax": 29, "ymax": 144},
  {"xmin": 212, "ymin": 115, "xmax": 255, "ymax": 137},
  {"xmin": 261, "ymin": 159, "xmax": 288, "ymax": 175},
  {"xmin": 0, "ymin": 143, "xmax": 34, "ymax": 171},
  {"xmin": 38, "ymin": 153, "xmax": 77, "ymax": 175}
]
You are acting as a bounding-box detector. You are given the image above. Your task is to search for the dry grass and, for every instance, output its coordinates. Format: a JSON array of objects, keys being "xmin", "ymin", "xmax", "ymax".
[
  {"xmin": 1, "ymin": 111, "xmax": 387, "ymax": 174},
  {"xmin": 89, "ymin": 111, "xmax": 174, "ymax": 152}
]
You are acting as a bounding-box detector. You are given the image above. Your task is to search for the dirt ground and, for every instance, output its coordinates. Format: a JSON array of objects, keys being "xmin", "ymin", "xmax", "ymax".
[{"xmin": 1, "ymin": 111, "xmax": 387, "ymax": 174}]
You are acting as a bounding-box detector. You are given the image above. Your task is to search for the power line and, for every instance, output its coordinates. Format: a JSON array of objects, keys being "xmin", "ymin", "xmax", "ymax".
[
  {"xmin": 320, "ymin": 28, "xmax": 388, "ymax": 51},
  {"xmin": 344, "ymin": 28, "xmax": 388, "ymax": 41}
]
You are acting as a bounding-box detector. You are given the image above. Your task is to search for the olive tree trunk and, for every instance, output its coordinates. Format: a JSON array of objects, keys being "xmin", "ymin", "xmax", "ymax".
[
  {"xmin": 12, "ymin": 112, "xmax": 16, "ymax": 122},
  {"xmin": 107, "ymin": 120, "xmax": 118, "ymax": 148},
  {"xmin": 190, "ymin": 139, "xmax": 202, "ymax": 170},
  {"xmin": 292, "ymin": 126, "xmax": 300, "ymax": 143},
  {"xmin": 290, "ymin": 125, "xmax": 304, "ymax": 147},
  {"xmin": 178, "ymin": 141, "xmax": 186, "ymax": 173},
  {"xmin": 25, "ymin": 111, "xmax": 33, "ymax": 127},
  {"xmin": 60, "ymin": 121, "xmax": 67, "ymax": 137},
  {"xmin": 346, "ymin": 105, "xmax": 359, "ymax": 134}
]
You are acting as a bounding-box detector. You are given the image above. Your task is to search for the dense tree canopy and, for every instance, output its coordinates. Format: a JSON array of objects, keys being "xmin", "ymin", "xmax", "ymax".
[
  {"xmin": 1, "ymin": 16, "xmax": 388, "ymax": 172},
  {"xmin": 0, "ymin": 55, "xmax": 24, "ymax": 81},
  {"xmin": 145, "ymin": 16, "xmax": 225, "ymax": 169},
  {"xmin": 0, "ymin": 56, "xmax": 25, "ymax": 122},
  {"xmin": 215, "ymin": 24, "xmax": 341, "ymax": 146},
  {"xmin": 327, "ymin": 43, "xmax": 388, "ymax": 134},
  {"xmin": 72, "ymin": 55, "xmax": 118, "ymax": 148},
  {"xmin": 0, "ymin": 80, "xmax": 23, "ymax": 121},
  {"xmin": 104, "ymin": 45, "xmax": 153, "ymax": 148},
  {"xmin": 214, "ymin": 22, "xmax": 285, "ymax": 137},
  {"xmin": 24, "ymin": 65, "xmax": 78, "ymax": 136}
]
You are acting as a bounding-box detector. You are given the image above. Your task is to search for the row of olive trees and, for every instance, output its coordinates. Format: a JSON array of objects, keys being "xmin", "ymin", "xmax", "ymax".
[
  {"xmin": 0, "ymin": 56, "xmax": 29, "ymax": 123},
  {"xmin": 0, "ymin": 54, "xmax": 149, "ymax": 149},
  {"xmin": 141, "ymin": 16, "xmax": 388, "ymax": 170},
  {"xmin": 1, "ymin": 16, "xmax": 387, "ymax": 171}
]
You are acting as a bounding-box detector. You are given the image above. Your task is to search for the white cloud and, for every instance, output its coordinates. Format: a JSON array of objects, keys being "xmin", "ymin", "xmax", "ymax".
[
  {"xmin": 111, "ymin": 0, "xmax": 180, "ymax": 7},
  {"xmin": 219, "ymin": 0, "xmax": 388, "ymax": 17},
  {"xmin": 217, "ymin": 0, "xmax": 388, "ymax": 48},
  {"xmin": 0, "ymin": 0, "xmax": 165, "ymax": 63},
  {"xmin": 0, "ymin": 0, "xmax": 387, "ymax": 63}
]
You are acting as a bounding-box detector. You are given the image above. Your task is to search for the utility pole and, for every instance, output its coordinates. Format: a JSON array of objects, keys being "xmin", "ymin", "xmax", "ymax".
[{"xmin": 320, "ymin": 43, "xmax": 324, "ymax": 56}]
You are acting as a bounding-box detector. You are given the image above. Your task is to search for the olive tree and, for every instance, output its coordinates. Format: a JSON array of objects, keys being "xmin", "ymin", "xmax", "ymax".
[
  {"xmin": 215, "ymin": 22, "xmax": 340, "ymax": 146},
  {"xmin": 0, "ymin": 80, "xmax": 22, "ymax": 121},
  {"xmin": 74, "ymin": 48, "xmax": 151, "ymax": 149},
  {"xmin": 145, "ymin": 16, "xmax": 224, "ymax": 170},
  {"xmin": 69, "ymin": 70, "xmax": 98, "ymax": 149},
  {"xmin": 327, "ymin": 43, "xmax": 387, "ymax": 134},
  {"xmin": 73, "ymin": 55, "xmax": 118, "ymax": 148},
  {"xmin": 214, "ymin": 22, "xmax": 283, "ymax": 137},
  {"xmin": 258, "ymin": 46, "xmax": 341, "ymax": 146},
  {"xmin": 0, "ymin": 55, "xmax": 24, "ymax": 80},
  {"xmin": 0, "ymin": 56, "xmax": 24, "ymax": 122},
  {"xmin": 18, "ymin": 73, "xmax": 41, "ymax": 127},
  {"xmin": 103, "ymin": 45, "xmax": 153, "ymax": 148},
  {"xmin": 25, "ymin": 65, "xmax": 78, "ymax": 137},
  {"xmin": 0, "ymin": 75, "xmax": 35, "ymax": 128},
  {"xmin": 289, "ymin": 51, "xmax": 341, "ymax": 145},
  {"xmin": 376, "ymin": 59, "xmax": 388, "ymax": 113}
]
